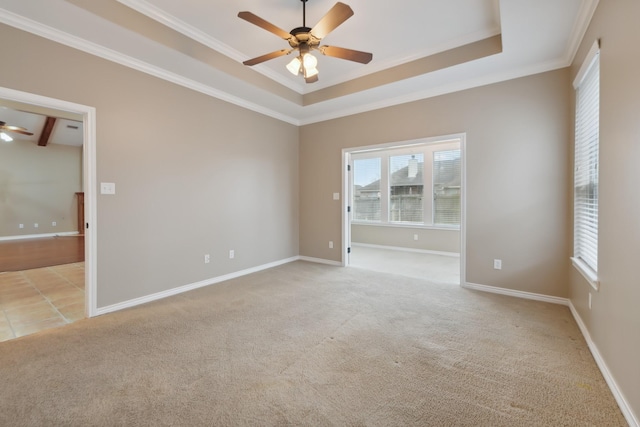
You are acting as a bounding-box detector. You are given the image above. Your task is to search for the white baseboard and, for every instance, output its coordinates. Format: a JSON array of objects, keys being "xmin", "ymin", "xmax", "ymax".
[
  {"xmin": 465, "ymin": 280, "xmax": 638, "ymax": 426},
  {"xmin": 92, "ymin": 256, "xmax": 638, "ymax": 427},
  {"xmin": 568, "ymin": 301, "xmax": 639, "ymax": 427},
  {"xmin": 462, "ymin": 282, "xmax": 569, "ymax": 306},
  {"xmin": 95, "ymin": 256, "xmax": 299, "ymax": 316},
  {"xmin": 297, "ymin": 256, "xmax": 342, "ymax": 266},
  {"xmin": 352, "ymin": 242, "xmax": 460, "ymax": 258},
  {"xmin": 0, "ymin": 231, "xmax": 79, "ymax": 242}
]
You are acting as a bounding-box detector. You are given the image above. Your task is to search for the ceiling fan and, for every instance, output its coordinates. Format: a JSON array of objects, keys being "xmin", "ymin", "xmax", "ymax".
[
  {"xmin": 238, "ymin": 0, "xmax": 373, "ymax": 83},
  {"xmin": 0, "ymin": 120, "xmax": 33, "ymax": 141},
  {"xmin": 0, "ymin": 120, "xmax": 33, "ymax": 136}
]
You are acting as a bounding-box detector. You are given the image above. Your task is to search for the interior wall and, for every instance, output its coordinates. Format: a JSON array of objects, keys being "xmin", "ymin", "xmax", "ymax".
[
  {"xmin": 0, "ymin": 139, "xmax": 81, "ymax": 237},
  {"xmin": 300, "ymin": 69, "xmax": 571, "ymax": 297},
  {"xmin": 351, "ymin": 225, "xmax": 460, "ymax": 253},
  {"xmin": 569, "ymin": 0, "xmax": 640, "ymax": 420},
  {"xmin": 0, "ymin": 23, "xmax": 299, "ymax": 308}
]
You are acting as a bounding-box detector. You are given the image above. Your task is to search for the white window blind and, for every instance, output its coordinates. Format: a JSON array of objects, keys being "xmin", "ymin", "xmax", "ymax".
[
  {"xmin": 573, "ymin": 45, "xmax": 599, "ymax": 273},
  {"xmin": 389, "ymin": 153, "xmax": 424, "ymax": 223},
  {"xmin": 433, "ymin": 149, "xmax": 461, "ymax": 226}
]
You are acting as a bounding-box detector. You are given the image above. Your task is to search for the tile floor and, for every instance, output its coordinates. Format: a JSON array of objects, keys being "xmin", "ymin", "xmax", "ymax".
[
  {"xmin": 349, "ymin": 245, "xmax": 460, "ymax": 285},
  {"xmin": 0, "ymin": 262, "xmax": 85, "ymax": 342},
  {"xmin": 1, "ymin": 248, "xmax": 452, "ymax": 342}
]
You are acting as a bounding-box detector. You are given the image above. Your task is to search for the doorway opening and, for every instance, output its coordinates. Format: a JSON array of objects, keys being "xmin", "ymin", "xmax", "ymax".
[
  {"xmin": 342, "ymin": 134, "xmax": 466, "ymax": 285},
  {"xmin": 0, "ymin": 86, "xmax": 97, "ymax": 341}
]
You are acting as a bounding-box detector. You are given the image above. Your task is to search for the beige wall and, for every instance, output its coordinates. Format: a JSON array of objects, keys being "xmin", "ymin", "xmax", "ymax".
[
  {"xmin": 0, "ymin": 139, "xmax": 82, "ymax": 236},
  {"xmin": 300, "ymin": 69, "xmax": 571, "ymax": 297},
  {"xmin": 1, "ymin": 3, "xmax": 637, "ymax": 420},
  {"xmin": 0, "ymin": 24, "xmax": 299, "ymax": 308},
  {"xmin": 569, "ymin": 0, "xmax": 640, "ymax": 420},
  {"xmin": 352, "ymin": 225, "xmax": 459, "ymax": 253}
]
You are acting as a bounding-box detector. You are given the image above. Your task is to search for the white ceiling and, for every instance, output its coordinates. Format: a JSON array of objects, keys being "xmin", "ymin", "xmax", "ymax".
[
  {"xmin": 0, "ymin": 106, "xmax": 83, "ymax": 147},
  {"xmin": 0, "ymin": 0, "xmax": 597, "ymax": 125},
  {"xmin": 122, "ymin": 0, "xmax": 502, "ymax": 92}
]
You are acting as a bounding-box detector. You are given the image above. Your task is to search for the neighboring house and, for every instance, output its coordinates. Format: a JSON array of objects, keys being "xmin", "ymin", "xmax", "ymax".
[{"xmin": 355, "ymin": 157, "xmax": 461, "ymax": 225}]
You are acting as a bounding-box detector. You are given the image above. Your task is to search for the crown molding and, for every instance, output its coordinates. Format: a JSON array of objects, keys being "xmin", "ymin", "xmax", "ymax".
[
  {"xmin": 115, "ymin": 0, "xmax": 305, "ymax": 93},
  {"xmin": 298, "ymin": 57, "xmax": 569, "ymax": 126},
  {"xmin": 0, "ymin": 0, "xmax": 599, "ymax": 127},
  {"xmin": 115, "ymin": 0, "xmax": 503, "ymax": 96},
  {"xmin": 0, "ymin": 8, "xmax": 300, "ymax": 125},
  {"xmin": 313, "ymin": 26, "xmax": 502, "ymax": 91},
  {"xmin": 563, "ymin": 0, "xmax": 599, "ymax": 65},
  {"xmin": 0, "ymin": 6, "xmax": 508, "ymax": 127}
]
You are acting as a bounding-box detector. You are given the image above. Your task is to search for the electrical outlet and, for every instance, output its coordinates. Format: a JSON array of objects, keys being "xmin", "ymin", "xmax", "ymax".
[
  {"xmin": 52, "ymin": 221, "xmax": 57, "ymax": 226},
  {"xmin": 204, "ymin": 254, "xmax": 210, "ymax": 264},
  {"xmin": 493, "ymin": 259, "xmax": 502, "ymax": 270},
  {"xmin": 329, "ymin": 241, "xmax": 334, "ymax": 249},
  {"xmin": 414, "ymin": 234, "xmax": 418, "ymax": 241},
  {"xmin": 19, "ymin": 223, "xmax": 24, "ymax": 229},
  {"xmin": 229, "ymin": 250, "xmax": 235, "ymax": 259},
  {"xmin": 34, "ymin": 223, "xmax": 39, "ymax": 228},
  {"xmin": 588, "ymin": 292, "xmax": 592, "ymax": 310}
]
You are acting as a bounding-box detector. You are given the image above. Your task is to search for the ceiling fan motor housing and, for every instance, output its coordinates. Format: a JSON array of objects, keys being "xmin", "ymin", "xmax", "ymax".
[{"xmin": 289, "ymin": 27, "xmax": 320, "ymax": 49}]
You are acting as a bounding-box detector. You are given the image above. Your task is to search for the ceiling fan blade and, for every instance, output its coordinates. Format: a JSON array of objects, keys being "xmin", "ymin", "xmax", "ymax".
[
  {"xmin": 0, "ymin": 124, "xmax": 33, "ymax": 136},
  {"xmin": 305, "ymin": 75, "xmax": 319, "ymax": 84},
  {"xmin": 243, "ymin": 49, "xmax": 292, "ymax": 66},
  {"xmin": 310, "ymin": 2, "xmax": 353, "ymax": 40},
  {"xmin": 319, "ymin": 46, "xmax": 373, "ymax": 64},
  {"xmin": 237, "ymin": 11, "xmax": 292, "ymax": 40}
]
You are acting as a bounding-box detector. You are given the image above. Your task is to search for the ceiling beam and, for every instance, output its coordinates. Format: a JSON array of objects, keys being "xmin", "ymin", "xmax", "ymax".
[{"xmin": 38, "ymin": 116, "xmax": 56, "ymax": 147}]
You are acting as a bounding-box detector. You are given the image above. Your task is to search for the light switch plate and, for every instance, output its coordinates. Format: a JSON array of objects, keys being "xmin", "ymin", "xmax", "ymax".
[
  {"xmin": 101, "ymin": 182, "xmax": 116, "ymax": 195},
  {"xmin": 333, "ymin": 193, "xmax": 340, "ymax": 200}
]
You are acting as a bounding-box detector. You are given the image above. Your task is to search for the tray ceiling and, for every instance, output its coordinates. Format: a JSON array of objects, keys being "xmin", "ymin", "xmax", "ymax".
[{"xmin": 0, "ymin": 0, "xmax": 598, "ymax": 125}]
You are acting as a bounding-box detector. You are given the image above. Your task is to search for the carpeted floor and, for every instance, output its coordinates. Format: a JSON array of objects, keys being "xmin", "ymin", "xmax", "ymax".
[
  {"xmin": 350, "ymin": 244, "xmax": 460, "ymax": 284},
  {"xmin": 0, "ymin": 261, "xmax": 626, "ymax": 426}
]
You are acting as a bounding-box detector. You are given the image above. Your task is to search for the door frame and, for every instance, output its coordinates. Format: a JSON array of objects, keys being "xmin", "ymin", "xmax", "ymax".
[
  {"xmin": 0, "ymin": 86, "xmax": 98, "ymax": 317},
  {"xmin": 341, "ymin": 133, "xmax": 467, "ymax": 286}
]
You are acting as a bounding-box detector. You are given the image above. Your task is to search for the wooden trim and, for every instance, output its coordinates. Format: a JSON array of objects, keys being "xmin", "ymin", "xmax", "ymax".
[{"xmin": 37, "ymin": 116, "xmax": 56, "ymax": 146}]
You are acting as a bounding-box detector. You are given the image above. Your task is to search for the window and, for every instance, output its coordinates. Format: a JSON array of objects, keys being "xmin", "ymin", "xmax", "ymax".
[
  {"xmin": 572, "ymin": 41, "xmax": 599, "ymax": 289},
  {"xmin": 433, "ymin": 149, "xmax": 461, "ymax": 226},
  {"xmin": 351, "ymin": 140, "xmax": 461, "ymax": 228},
  {"xmin": 390, "ymin": 153, "xmax": 424, "ymax": 223},
  {"xmin": 353, "ymin": 157, "xmax": 381, "ymax": 221}
]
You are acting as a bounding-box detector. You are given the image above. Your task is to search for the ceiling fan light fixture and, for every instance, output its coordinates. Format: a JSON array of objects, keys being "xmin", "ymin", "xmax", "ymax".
[
  {"xmin": 0, "ymin": 132, "xmax": 13, "ymax": 142},
  {"xmin": 303, "ymin": 65, "xmax": 319, "ymax": 78},
  {"xmin": 287, "ymin": 52, "xmax": 319, "ymax": 78},
  {"xmin": 304, "ymin": 67, "xmax": 319, "ymax": 78},
  {"xmin": 286, "ymin": 56, "xmax": 302, "ymax": 75},
  {"xmin": 301, "ymin": 52, "xmax": 319, "ymax": 78},
  {"xmin": 302, "ymin": 52, "xmax": 317, "ymax": 69}
]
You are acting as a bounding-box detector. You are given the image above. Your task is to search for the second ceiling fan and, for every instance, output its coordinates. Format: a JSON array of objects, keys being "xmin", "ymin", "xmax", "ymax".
[
  {"xmin": 0, "ymin": 120, "xmax": 33, "ymax": 136},
  {"xmin": 238, "ymin": 0, "xmax": 372, "ymax": 83}
]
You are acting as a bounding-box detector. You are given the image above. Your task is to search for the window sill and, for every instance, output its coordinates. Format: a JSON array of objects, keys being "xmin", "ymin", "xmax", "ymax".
[
  {"xmin": 571, "ymin": 257, "xmax": 599, "ymax": 291},
  {"xmin": 351, "ymin": 222, "xmax": 460, "ymax": 231}
]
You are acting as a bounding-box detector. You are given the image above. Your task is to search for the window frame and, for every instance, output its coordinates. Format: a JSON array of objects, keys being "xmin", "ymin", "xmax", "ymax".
[
  {"xmin": 351, "ymin": 140, "xmax": 461, "ymax": 230},
  {"xmin": 571, "ymin": 40, "xmax": 600, "ymax": 291}
]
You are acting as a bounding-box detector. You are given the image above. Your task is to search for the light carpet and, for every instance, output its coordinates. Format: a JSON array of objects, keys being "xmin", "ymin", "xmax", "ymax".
[{"xmin": 0, "ymin": 261, "xmax": 626, "ymax": 426}]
